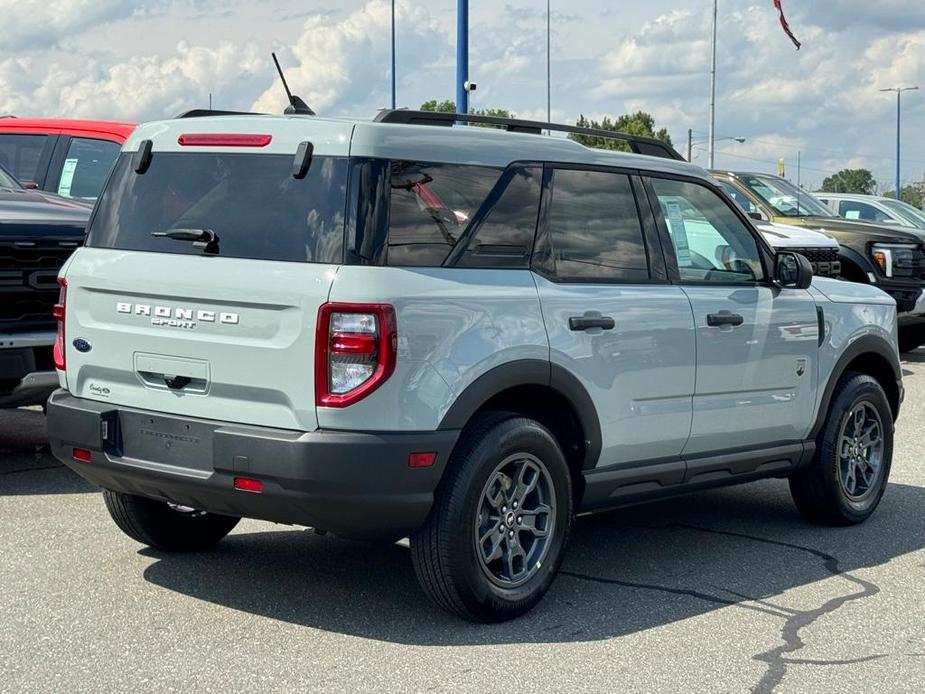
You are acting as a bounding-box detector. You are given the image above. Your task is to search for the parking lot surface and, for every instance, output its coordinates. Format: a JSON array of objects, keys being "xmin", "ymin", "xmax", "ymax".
[{"xmin": 3, "ymin": 358, "xmax": 925, "ymax": 693}]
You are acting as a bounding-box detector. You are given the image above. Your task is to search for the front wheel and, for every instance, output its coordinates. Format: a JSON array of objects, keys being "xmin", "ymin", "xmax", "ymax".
[
  {"xmin": 103, "ymin": 490, "xmax": 240, "ymax": 551},
  {"xmin": 411, "ymin": 415, "xmax": 573, "ymax": 622},
  {"xmin": 790, "ymin": 372, "xmax": 893, "ymax": 525}
]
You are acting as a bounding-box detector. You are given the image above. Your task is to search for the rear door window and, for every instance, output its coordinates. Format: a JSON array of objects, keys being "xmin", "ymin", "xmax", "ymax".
[
  {"xmin": 56, "ymin": 137, "xmax": 121, "ymax": 199},
  {"xmin": 0, "ymin": 134, "xmax": 50, "ymax": 185},
  {"xmin": 538, "ymin": 168, "xmax": 649, "ymax": 282},
  {"xmin": 838, "ymin": 200, "xmax": 891, "ymax": 223},
  {"xmin": 457, "ymin": 166, "xmax": 542, "ymax": 268},
  {"xmin": 386, "ymin": 162, "xmax": 501, "ymax": 266},
  {"xmin": 88, "ymin": 152, "xmax": 348, "ymax": 263}
]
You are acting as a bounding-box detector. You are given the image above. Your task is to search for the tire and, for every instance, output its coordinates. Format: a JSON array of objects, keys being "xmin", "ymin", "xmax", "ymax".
[
  {"xmin": 789, "ymin": 372, "xmax": 893, "ymax": 526},
  {"xmin": 898, "ymin": 324, "xmax": 925, "ymax": 353},
  {"xmin": 103, "ymin": 490, "xmax": 240, "ymax": 551},
  {"xmin": 410, "ymin": 414, "xmax": 573, "ymax": 623}
]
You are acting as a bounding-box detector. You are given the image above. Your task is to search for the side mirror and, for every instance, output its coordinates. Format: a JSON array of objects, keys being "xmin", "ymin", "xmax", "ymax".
[
  {"xmin": 748, "ymin": 211, "xmax": 767, "ymax": 222},
  {"xmin": 776, "ymin": 251, "xmax": 813, "ymax": 289},
  {"xmin": 22, "ymin": 180, "xmax": 39, "ymax": 190}
]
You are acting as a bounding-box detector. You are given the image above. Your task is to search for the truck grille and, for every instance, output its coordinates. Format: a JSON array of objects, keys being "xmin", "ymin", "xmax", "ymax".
[
  {"xmin": 0, "ymin": 237, "xmax": 81, "ymax": 333},
  {"xmin": 791, "ymin": 248, "xmax": 841, "ymax": 278}
]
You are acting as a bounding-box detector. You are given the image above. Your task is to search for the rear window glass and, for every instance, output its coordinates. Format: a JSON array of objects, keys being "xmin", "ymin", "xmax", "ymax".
[
  {"xmin": 88, "ymin": 153, "xmax": 347, "ymax": 263},
  {"xmin": 0, "ymin": 134, "xmax": 48, "ymax": 184},
  {"xmin": 386, "ymin": 161, "xmax": 501, "ymax": 266}
]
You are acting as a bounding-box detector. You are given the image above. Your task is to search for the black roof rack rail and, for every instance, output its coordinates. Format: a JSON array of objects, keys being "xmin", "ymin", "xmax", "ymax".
[
  {"xmin": 175, "ymin": 109, "xmax": 261, "ymax": 119},
  {"xmin": 373, "ymin": 109, "xmax": 685, "ymax": 161}
]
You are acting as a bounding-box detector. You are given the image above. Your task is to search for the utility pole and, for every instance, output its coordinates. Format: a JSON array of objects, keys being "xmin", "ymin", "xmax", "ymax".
[
  {"xmin": 456, "ymin": 0, "xmax": 469, "ymax": 119},
  {"xmin": 687, "ymin": 128, "xmax": 693, "ymax": 162},
  {"xmin": 708, "ymin": 0, "xmax": 718, "ymax": 168},
  {"xmin": 391, "ymin": 0, "xmax": 396, "ymax": 109},
  {"xmin": 881, "ymin": 86, "xmax": 919, "ymax": 199},
  {"xmin": 546, "ymin": 0, "xmax": 551, "ymax": 129}
]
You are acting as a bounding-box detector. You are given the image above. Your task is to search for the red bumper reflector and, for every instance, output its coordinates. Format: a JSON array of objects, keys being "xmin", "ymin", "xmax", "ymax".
[
  {"xmin": 408, "ymin": 452, "xmax": 437, "ymax": 468},
  {"xmin": 72, "ymin": 448, "xmax": 92, "ymax": 462},
  {"xmin": 177, "ymin": 134, "xmax": 272, "ymax": 147},
  {"xmin": 234, "ymin": 477, "xmax": 263, "ymax": 493}
]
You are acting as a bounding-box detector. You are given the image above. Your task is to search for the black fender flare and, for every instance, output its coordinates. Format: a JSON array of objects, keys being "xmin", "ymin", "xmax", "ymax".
[
  {"xmin": 837, "ymin": 245, "xmax": 877, "ymax": 279},
  {"xmin": 437, "ymin": 359, "xmax": 603, "ymax": 469},
  {"xmin": 810, "ymin": 334, "xmax": 901, "ymax": 439}
]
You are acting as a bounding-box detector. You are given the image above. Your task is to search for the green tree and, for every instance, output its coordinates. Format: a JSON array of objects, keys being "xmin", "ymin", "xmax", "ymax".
[
  {"xmin": 882, "ymin": 185, "xmax": 924, "ymax": 209},
  {"xmin": 568, "ymin": 111, "xmax": 672, "ymax": 152},
  {"xmin": 820, "ymin": 168, "xmax": 877, "ymax": 195},
  {"xmin": 419, "ymin": 100, "xmax": 515, "ymax": 127}
]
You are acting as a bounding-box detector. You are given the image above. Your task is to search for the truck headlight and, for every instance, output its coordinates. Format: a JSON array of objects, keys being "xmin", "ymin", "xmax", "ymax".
[{"xmin": 871, "ymin": 243, "xmax": 917, "ymax": 278}]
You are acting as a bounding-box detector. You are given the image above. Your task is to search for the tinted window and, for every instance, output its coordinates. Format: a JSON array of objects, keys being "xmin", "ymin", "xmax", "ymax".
[
  {"xmin": 717, "ymin": 180, "xmax": 761, "ymax": 216},
  {"xmin": 458, "ymin": 166, "xmax": 541, "ymax": 268},
  {"xmin": 543, "ymin": 168, "xmax": 648, "ymax": 282},
  {"xmin": 88, "ymin": 153, "xmax": 347, "ymax": 263},
  {"xmin": 0, "ymin": 163, "xmax": 19, "ymax": 188},
  {"xmin": 0, "ymin": 134, "xmax": 48, "ymax": 184},
  {"xmin": 57, "ymin": 137, "xmax": 121, "ymax": 199},
  {"xmin": 651, "ymin": 177, "xmax": 764, "ymax": 283},
  {"xmin": 387, "ymin": 162, "xmax": 500, "ymax": 266},
  {"xmin": 838, "ymin": 200, "xmax": 891, "ymax": 223}
]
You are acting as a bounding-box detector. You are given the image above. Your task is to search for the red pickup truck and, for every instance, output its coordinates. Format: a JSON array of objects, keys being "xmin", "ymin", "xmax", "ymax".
[{"xmin": 0, "ymin": 117, "xmax": 136, "ymax": 201}]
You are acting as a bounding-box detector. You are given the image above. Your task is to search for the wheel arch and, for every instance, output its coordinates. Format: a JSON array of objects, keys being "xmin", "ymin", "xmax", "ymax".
[
  {"xmin": 438, "ymin": 360, "xmax": 602, "ymax": 482},
  {"xmin": 811, "ymin": 335, "xmax": 902, "ymax": 439},
  {"xmin": 837, "ymin": 246, "xmax": 876, "ymax": 282}
]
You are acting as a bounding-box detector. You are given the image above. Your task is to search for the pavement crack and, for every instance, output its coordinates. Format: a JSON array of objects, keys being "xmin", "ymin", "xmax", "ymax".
[
  {"xmin": 560, "ymin": 570, "xmax": 788, "ymax": 619},
  {"xmin": 670, "ymin": 524, "xmax": 883, "ymax": 694}
]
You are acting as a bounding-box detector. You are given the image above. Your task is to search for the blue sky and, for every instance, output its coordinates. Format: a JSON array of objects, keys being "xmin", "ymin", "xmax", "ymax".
[{"xmin": 1, "ymin": 0, "xmax": 924, "ymax": 191}]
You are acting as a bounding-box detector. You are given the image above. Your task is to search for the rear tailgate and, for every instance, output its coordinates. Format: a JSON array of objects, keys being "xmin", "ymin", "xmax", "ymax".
[
  {"xmin": 60, "ymin": 116, "xmax": 353, "ymax": 431},
  {"xmin": 62, "ymin": 249, "xmax": 335, "ymax": 430}
]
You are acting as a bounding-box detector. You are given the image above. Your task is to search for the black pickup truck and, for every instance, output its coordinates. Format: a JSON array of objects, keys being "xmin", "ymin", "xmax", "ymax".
[{"xmin": 1, "ymin": 166, "xmax": 89, "ymax": 408}]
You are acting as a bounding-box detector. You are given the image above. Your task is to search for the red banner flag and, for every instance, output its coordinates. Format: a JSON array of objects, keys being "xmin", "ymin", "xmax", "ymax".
[{"xmin": 773, "ymin": 0, "xmax": 802, "ymax": 50}]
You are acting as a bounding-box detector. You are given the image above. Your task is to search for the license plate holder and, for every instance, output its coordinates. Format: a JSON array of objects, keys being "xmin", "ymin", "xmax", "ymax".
[{"xmin": 119, "ymin": 412, "xmax": 214, "ymax": 471}]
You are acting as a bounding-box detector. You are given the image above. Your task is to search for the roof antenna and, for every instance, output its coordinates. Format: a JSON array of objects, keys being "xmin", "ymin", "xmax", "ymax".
[{"xmin": 272, "ymin": 52, "xmax": 314, "ymax": 116}]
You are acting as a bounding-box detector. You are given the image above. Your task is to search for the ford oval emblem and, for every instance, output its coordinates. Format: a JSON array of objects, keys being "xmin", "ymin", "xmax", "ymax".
[{"xmin": 73, "ymin": 338, "xmax": 92, "ymax": 353}]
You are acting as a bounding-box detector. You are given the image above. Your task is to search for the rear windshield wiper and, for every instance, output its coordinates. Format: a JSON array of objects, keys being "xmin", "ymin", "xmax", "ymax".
[{"xmin": 151, "ymin": 228, "xmax": 220, "ymax": 254}]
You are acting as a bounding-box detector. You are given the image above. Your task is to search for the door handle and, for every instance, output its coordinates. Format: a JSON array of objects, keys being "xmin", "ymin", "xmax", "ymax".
[
  {"xmin": 569, "ymin": 316, "xmax": 616, "ymax": 331},
  {"xmin": 706, "ymin": 312, "xmax": 744, "ymax": 327}
]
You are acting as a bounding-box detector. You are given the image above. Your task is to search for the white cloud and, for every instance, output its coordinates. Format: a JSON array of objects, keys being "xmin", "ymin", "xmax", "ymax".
[{"xmin": 0, "ymin": 0, "xmax": 165, "ymax": 51}]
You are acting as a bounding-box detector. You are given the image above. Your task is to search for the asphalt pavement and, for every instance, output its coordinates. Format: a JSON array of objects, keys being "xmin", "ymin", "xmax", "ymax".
[{"xmin": 2, "ymin": 357, "xmax": 925, "ymax": 693}]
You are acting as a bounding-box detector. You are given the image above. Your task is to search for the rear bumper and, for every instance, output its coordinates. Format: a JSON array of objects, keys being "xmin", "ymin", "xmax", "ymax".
[{"xmin": 46, "ymin": 390, "xmax": 459, "ymax": 539}]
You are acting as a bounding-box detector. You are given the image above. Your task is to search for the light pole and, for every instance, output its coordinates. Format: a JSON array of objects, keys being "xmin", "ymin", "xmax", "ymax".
[
  {"xmin": 547, "ymin": 0, "xmax": 551, "ymax": 128},
  {"xmin": 687, "ymin": 129, "xmax": 745, "ymax": 163},
  {"xmin": 708, "ymin": 0, "xmax": 718, "ymax": 168},
  {"xmin": 456, "ymin": 0, "xmax": 469, "ymax": 118},
  {"xmin": 390, "ymin": 0, "xmax": 396, "ymax": 109},
  {"xmin": 881, "ymin": 86, "xmax": 919, "ymax": 199}
]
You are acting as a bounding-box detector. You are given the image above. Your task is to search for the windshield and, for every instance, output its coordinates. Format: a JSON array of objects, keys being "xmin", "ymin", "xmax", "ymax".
[
  {"xmin": 0, "ymin": 163, "xmax": 21, "ymax": 189},
  {"xmin": 737, "ymin": 174, "xmax": 834, "ymax": 218},
  {"xmin": 881, "ymin": 198, "xmax": 925, "ymax": 230},
  {"xmin": 88, "ymin": 152, "xmax": 347, "ymax": 263}
]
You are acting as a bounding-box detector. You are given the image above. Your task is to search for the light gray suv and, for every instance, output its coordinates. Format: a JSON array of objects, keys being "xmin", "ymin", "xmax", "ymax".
[{"xmin": 46, "ymin": 109, "xmax": 902, "ymax": 622}]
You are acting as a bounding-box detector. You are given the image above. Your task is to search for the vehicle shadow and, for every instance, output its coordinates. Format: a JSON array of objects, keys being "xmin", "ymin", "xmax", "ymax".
[
  {"xmin": 141, "ymin": 479, "xmax": 925, "ymax": 647},
  {"xmin": 0, "ymin": 408, "xmax": 95, "ymax": 495}
]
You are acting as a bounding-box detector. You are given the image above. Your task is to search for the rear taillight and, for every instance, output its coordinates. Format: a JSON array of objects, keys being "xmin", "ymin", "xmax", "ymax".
[
  {"xmin": 53, "ymin": 277, "xmax": 67, "ymax": 371},
  {"xmin": 315, "ymin": 303, "xmax": 397, "ymax": 408}
]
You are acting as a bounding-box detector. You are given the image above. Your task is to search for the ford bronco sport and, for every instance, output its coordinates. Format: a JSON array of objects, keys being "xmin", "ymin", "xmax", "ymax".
[{"xmin": 47, "ymin": 110, "xmax": 902, "ymax": 622}]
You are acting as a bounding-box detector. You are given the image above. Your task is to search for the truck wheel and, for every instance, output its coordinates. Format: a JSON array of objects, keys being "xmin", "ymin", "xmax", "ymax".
[
  {"xmin": 411, "ymin": 414, "xmax": 573, "ymax": 622},
  {"xmin": 898, "ymin": 324, "xmax": 925, "ymax": 353},
  {"xmin": 103, "ymin": 490, "xmax": 240, "ymax": 551},
  {"xmin": 789, "ymin": 372, "xmax": 893, "ymax": 525}
]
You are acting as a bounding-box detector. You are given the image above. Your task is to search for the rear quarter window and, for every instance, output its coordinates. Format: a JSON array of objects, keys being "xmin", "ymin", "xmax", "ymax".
[{"xmin": 88, "ymin": 152, "xmax": 348, "ymax": 263}]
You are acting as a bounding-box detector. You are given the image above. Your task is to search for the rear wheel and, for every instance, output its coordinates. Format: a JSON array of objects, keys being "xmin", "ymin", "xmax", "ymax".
[
  {"xmin": 103, "ymin": 490, "xmax": 240, "ymax": 551},
  {"xmin": 898, "ymin": 324, "xmax": 925, "ymax": 353},
  {"xmin": 411, "ymin": 414, "xmax": 573, "ymax": 622},
  {"xmin": 789, "ymin": 372, "xmax": 893, "ymax": 525}
]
